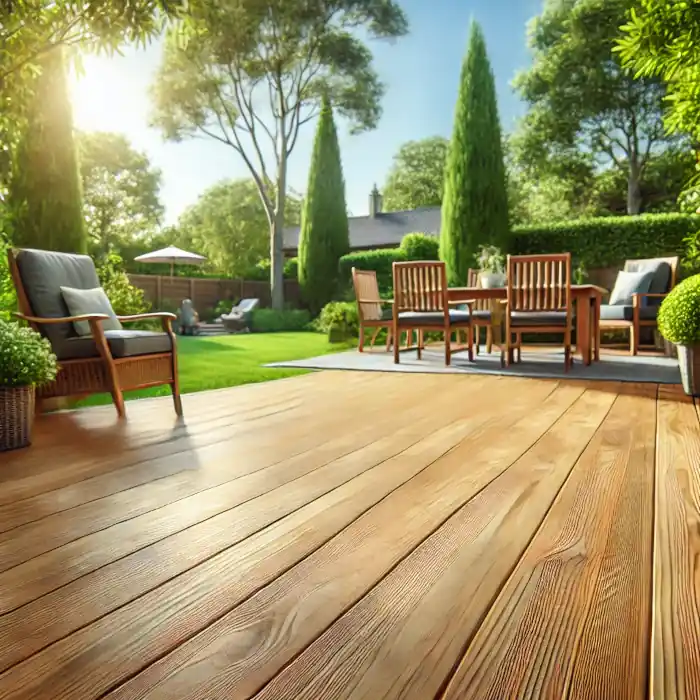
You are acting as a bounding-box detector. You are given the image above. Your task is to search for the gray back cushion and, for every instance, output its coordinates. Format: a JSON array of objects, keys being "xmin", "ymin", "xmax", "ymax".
[
  {"xmin": 626, "ymin": 259, "xmax": 672, "ymax": 304},
  {"xmin": 60, "ymin": 286, "xmax": 122, "ymax": 336},
  {"xmin": 15, "ymin": 248, "xmax": 101, "ymax": 350},
  {"xmin": 609, "ymin": 270, "xmax": 655, "ymax": 306}
]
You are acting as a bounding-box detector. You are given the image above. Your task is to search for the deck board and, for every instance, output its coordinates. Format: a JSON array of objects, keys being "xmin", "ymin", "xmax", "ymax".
[{"xmin": 0, "ymin": 370, "xmax": 696, "ymax": 700}]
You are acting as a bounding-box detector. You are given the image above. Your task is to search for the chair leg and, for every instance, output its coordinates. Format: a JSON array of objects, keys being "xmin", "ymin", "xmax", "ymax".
[
  {"xmin": 358, "ymin": 325, "xmax": 365, "ymax": 352},
  {"xmin": 445, "ymin": 329, "xmax": 452, "ymax": 366},
  {"xmin": 393, "ymin": 325, "xmax": 400, "ymax": 364},
  {"xmin": 406, "ymin": 328, "xmax": 414, "ymax": 349},
  {"xmin": 467, "ymin": 325, "xmax": 474, "ymax": 362},
  {"xmin": 369, "ymin": 327, "xmax": 381, "ymax": 350},
  {"xmin": 386, "ymin": 327, "xmax": 392, "ymax": 351},
  {"xmin": 631, "ymin": 324, "xmax": 639, "ymax": 356},
  {"xmin": 486, "ymin": 327, "xmax": 493, "ymax": 355},
  {"xmin": 516, "ymin": 333, "xmax": 522, "ymax": 363},
  {"xmin": 473, "ymin": 326, "xmax": 480, "ymax": 355}
]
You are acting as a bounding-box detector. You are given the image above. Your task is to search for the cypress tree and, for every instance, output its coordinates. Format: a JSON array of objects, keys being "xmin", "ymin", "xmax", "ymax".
[
  {"xmin": 298, "ymin": 95, "xmax": 349, "ymax": 313},
  {"xmin": 10, "ymin": 47, "xmax": 86, "ymax": 253},
  {"xmin": 440, "ymin": 21, "xmax": 509, "ymax": 286}
]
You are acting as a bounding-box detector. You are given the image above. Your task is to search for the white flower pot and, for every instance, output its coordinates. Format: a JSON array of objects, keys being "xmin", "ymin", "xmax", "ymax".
[{"xmin": 479, "ymin": 272, "xmax": 506, "ymax": 289}]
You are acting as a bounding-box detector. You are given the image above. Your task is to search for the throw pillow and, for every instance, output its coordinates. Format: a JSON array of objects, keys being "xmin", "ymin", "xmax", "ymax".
[
  {"xmin": 608, "ymin": 270, "xmax": 655, "ymax": 306},
  {"xmin": 60, "ymin": 286, "xmax": 123, "ymax": 336}
]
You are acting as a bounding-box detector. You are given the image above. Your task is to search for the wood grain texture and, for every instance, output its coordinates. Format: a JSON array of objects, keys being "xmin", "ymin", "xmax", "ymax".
[
  {"xmin": 102, "ymin": 383, "xmax": 583, "ymax": 700},
  {"xmin": 441, "ymin": 385, "xmax": 657, "ymax": 700},
  {"xmin": 251, "ymin": 385, "xmax": 617, "ymax": 700},
  {"xmin": 652, "ymin": 386, "xmax": 700, "ymax": 699}
]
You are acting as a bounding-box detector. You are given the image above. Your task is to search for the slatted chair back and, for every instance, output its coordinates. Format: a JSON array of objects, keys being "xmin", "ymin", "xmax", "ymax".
[
  {"xmin": 467, "ymin": 268, "xmax": 490, "ymax": 312},
  {"xmin": 351, "ymin": 268, "xmax": 383, "ymax": 322},
  {"xmin": 506, "ymin": 253, "xmax": 572, "ymax": 312},
  {"xmin": 393, "ymin": 261, "xmax": 448, "ymax": 313}
]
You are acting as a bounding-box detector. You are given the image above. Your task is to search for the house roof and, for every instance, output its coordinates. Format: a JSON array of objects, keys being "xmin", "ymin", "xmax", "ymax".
[{"xmin": 283, "ymin": 206, "xmax": 442, "ymax": 252}]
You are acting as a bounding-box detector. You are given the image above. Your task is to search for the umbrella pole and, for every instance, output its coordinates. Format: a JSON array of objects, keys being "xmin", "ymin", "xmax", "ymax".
[{"xmin": 170, "ymin": 261, "xmax": 174, "ymax": 278}]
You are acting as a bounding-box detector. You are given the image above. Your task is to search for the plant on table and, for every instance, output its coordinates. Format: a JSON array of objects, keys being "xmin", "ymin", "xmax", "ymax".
[
  {"xmin": 475, "ymin": 244, "xmax": 506, "ymax": 288},
  {"xmin": 0, "ymin": 319, "xmax": 58, "ymax": 450},
  {"xmin": 657, "ymin": 274, "xmax": 700, "ymax": 395}
]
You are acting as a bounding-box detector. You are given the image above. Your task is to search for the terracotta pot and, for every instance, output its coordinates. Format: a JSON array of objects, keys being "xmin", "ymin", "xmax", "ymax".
[{"xmin": 0, "ymin": 385, "xmax": 36, "ymax": 452}]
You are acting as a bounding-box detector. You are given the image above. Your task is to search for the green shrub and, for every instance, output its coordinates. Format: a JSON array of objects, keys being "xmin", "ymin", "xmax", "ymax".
[
  {"xmin": 0, "ymin": 319, "xmax": 58, "ymax": 387},
  {"xmin": 338, "ymin": 248, "xmax": 405, "ymax": 295},
  {"xmin": 315, "ymin": 301, "xmax": 359, "ymax": 336},
  {"xmin": 400, "ymin": 232, "xmax": 439, "ymax": 260},
  {"xmin": 284, "ymin": 257, "xmax": 298, "ymax": 280},
  {"xmin": 97, "ymin": 254, "xmax": 150, "ymax": 317},
  {"xmin": 250, "ymin": 308, "xmax": 312, "ymax": 332},
  {"xmin": 658, "ymin": 275, "xmax": 700, "ymax": 346},
  {"xmin": 513, "ymin": 214, "xmax": 699, "ymax": 267},
  {"xmin": 0, "ymin": 236, "xmax": 16, "ymax": 322}
]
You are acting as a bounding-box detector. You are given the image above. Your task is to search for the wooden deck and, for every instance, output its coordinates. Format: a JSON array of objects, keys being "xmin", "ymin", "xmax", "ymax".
[{"xmin": 0, "ymin": 371, "xmax": 698, "ymax": 699}]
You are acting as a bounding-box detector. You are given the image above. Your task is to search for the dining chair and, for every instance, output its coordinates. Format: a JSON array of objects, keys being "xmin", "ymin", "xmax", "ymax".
[
  {"xmin": 467, "ymin": 268, "xmax": 495, "ymax": 354},
  {"xmin": 392, "ymin": 261, "xmax": 474, "ymax": 366},
  {"xmin": 504, "ymin": 253, "xmax": 574, "ymax": 371}
]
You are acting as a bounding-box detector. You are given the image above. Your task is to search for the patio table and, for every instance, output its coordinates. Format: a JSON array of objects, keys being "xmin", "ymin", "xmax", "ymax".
[{"xmin": 448, "ymin": 284, "xmax": 607, "ymax": 366}]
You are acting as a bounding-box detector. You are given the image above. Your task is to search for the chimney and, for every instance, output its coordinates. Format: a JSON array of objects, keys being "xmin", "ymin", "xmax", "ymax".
[{"xmin": 369, "ymin": 184, "xmax": 383, "ymax": 218}]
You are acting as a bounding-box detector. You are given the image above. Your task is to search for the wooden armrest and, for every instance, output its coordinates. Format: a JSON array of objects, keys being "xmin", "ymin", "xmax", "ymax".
[
  {"xmin": 357, "ymin": 298, "xmax": 393, "ymax": 304},
  {"xmin": 117, "ymin": 312, "xmax": 177, "ymax": 322},
  {"xmin": 15, "ymin": 312, "xmax": 109, "ymax": 325},
  {"xmin": 590, "ymin": 285, "xmax": 608, "ymax": 295}
]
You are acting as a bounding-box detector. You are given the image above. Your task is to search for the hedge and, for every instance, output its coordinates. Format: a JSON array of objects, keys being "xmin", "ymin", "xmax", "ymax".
[
  {"xmin": 512, "ymin": 213, "xmax": 700, "ymax": 267},
  {"xmin": 338, "ymin": 214, "xmax": 700, "ymax": 292}
]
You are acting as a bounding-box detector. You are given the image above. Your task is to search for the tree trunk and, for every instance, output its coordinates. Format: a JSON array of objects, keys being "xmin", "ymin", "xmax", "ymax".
[
  {"xmin": 270, "ymin": 151, "xmax": 288, "ymax": 311},
  {"xmin": 627, "ymin": 159, "xmax": 643, "ymax": 215}
]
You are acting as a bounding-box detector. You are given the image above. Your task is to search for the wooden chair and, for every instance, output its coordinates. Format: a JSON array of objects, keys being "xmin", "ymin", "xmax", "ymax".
[
  {"xmin": 392, "ymin": 261, "xmax": 474, "ymax": 366},
  {"xmin": 352, "ymin": 268, "xmax": 413, "ymax": 352},
  {"xmin": 467, "ymin": 268, "xmax": 494, "ymax": 354},
  {"xmin": 598, "ymin": 256, "xmax": 679, "ymax": 355},
  {"xmin": 504, "ymin": 253, "xmax": 573, "ymax": 371},
  {"xmin": 9, "ymin": 248, "xmax": 181, "ymax": 418}
]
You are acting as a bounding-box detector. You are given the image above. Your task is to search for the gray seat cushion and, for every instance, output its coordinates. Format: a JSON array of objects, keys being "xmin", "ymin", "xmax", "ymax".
[
  {"xmin": 60, "ymin": 286, "xmax": 122, "ymax": 335},
  {"xmin": 15, "ymin": 249, "xmax": 101, "ymax": 352},
  {"xmin": 599, "ymin": 305, "xmax": 659, "ymax": 322},
  {"xmin": 56, "ymin": 330, "xmax": 173, "ymax": 361},
  {"xmin": 510, "ymin": 311, "xmax": 570, "ymax": 327},
  {"xmin": 626, "ymin": 260, "xmax": 672, "ymax": 304},
  {"xmin": 397, "ymin": 310, "xmax": 471, "ymax": 326},
  {"xmin": 609, "ymin": 270, "xmax": 655, "ymax": 306}
]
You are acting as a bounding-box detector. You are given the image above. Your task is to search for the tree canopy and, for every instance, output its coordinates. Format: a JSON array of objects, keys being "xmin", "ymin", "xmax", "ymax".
[
  {"xmin": 514, "ymin": 0, "xmax": 678, "ymax": 215},
  {"xmin": 298, "ymin": 96, "xmax": 349, "ymax": 313},
  {"xmin": 151, "ymin": 0, "xmax": 408, "ymax": 308},
  {"xmin": 617, "ymin": 1, "xmax": 700, "ymax": 144},
  {"xmin": 382, "ymin": 137, "xmax": 448, "ymax": 212},
  {"xmin": 78, "ymin": 131, "xmax": 163, "ymax": 258},
  {"xmin": 440, "ymin": 21, "xmax": 509, "ymax": 286}
]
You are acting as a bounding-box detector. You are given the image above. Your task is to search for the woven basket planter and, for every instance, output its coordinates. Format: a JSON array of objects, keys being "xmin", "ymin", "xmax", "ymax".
[{"xmin": 0, "ymin": 385, "xmax": 36, "ymax": 452}]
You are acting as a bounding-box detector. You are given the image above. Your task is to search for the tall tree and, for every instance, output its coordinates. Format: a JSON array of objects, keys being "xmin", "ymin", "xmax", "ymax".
[
  {"xmin": 151, "ymin": 0, "xmax": 408, "ymax": 309},
  {"xmin": 9, "ymin": 47, "xmax": 86, "ymax": 253},
  {"xmin": 298, "ymin": 96, "xmax": 349, "ymax": 313},
  {"xmin": 78, "ymin": 131, "xmax": 163, "ymax": 257},
  {"xmin": 174, "ymin": 178, "xmax": 302, "ymax": 279},
  {"xmin": 617, "ymin": 2, "xmax": 700, "ymax": 144},
  {"xmin": 383, "ymin": 137, "xmax": 449, "ymax": 212},
  {"xmin": 515, "ymin": 0, "xmax": 677, "ymax": 215},
  {"xmin": 440, "ymin": 21, "xmax": 509, "ymax": 286}
]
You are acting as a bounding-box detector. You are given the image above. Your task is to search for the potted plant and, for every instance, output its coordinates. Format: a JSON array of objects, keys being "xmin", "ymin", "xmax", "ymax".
[
  {"xmin": 657, "ymin": 274, "xmax": 700, "ymax": 395},
  {"xmin": 0, "ymin": 320, "xmax": 58, "ymax": 451},
  {"xmin": 475, "ymin": 245, "xmax": 506, "ymax": 288}
]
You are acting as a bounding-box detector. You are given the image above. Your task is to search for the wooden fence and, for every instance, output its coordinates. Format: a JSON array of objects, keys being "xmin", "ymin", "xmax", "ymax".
[{"xmin": 128, "ymin": 274, "xmax": 301, "ymax": 311}]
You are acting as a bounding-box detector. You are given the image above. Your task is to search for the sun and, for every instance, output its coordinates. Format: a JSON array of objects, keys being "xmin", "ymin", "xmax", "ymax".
[{"xmin": 68, "ymin": 51, "xmax": 150, "ymax": 134}]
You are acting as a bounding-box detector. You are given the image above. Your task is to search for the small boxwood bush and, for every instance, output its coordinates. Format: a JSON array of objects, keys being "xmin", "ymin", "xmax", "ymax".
[
  {"xmin": 0, "ymin": 319, "xmax": 58, "ymax": 388},
  {"xmin": 658, "ymin": 274, "xmax": 700, "ymax": 346},
  {"xmin": 338, "ymin": 248, "xmax": 405, "ymax": 295},
  {"xmin": 315, "ymin": 301, "xmax": 359, "ymax": 336},
  {"xmin": 250, "ymin": 308, "xmax": 312, "ymax": 332},
  {"xmin": 400, "ymin": 232, "xmax": 440, "ymax": 260}
]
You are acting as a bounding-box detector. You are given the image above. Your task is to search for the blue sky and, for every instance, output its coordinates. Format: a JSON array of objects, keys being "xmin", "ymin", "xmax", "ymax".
[{"xmin": 69, "ymin": 0, "xmax": 543, "ymax": 225}]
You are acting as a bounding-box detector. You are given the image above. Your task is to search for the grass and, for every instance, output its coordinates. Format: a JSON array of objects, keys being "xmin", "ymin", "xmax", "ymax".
[{"xmin": 77, "ymin": 332, "xmax": 354, "ymax": 408}]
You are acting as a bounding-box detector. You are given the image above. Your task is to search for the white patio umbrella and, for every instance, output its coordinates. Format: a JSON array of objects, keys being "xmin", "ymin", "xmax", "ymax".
[{"xmin": 134, "ymin": 246, "xmax": 207, "ymax": 278}]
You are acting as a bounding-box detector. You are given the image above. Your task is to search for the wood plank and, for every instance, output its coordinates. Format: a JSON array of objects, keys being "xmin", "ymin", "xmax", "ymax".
[
  {"xmin": 0, "ymin": 373, "xmax": 454, "ymax": 567},
  {"xmin": 0, "ymin": 375, "xmax": 490, "ymax": 614},
  {"xmin": 94, "ymin": 383, "xmax": 586, "ymax": 700},
  {"xmin": 251, "ymin": 385, "xmax": 617, "ymax": 700},
  {"xmin": 0, "ymin": 380, "xmax": 570, "ymax": 699},
  {"xmin": 0, "ymin": 371, "xmax": 385, "ymax": 503},
  {"xmin": 441, "ymin": 385, "xmax": 657, "ymax": 700},
  {"xmin": 0, "ymin": 376, "xmax": 529, "ymax": 671},
  {"xmin": 651, "ymin": 387, "xmax": 700, "ymax": 699}
]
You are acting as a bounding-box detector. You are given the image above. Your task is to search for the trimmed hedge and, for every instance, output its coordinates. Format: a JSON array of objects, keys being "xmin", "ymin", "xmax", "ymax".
[
  {"xmin": 250, "ymin": 308, "xmax": 312, "ymax": 332},
  {"xmin": 512, "ymin": 214, "xmax": 700, "ymax": 267},
  {"xmin": 338, "ymin": 214, "xmax": 700, "ymax": 292}
]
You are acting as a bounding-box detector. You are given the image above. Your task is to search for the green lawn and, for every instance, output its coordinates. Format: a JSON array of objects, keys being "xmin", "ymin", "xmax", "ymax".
[{"xmin": 77, "ymin": 332, "xmax": 353, "ymax": 408}]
